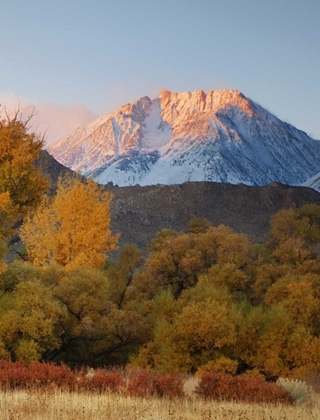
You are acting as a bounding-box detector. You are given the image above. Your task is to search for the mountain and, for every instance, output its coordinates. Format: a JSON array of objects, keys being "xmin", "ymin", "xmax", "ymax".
[
  {"xmin": 35, "ymin": 150, "xmax": 78, "ymax": 192},
  {"xmin": 304, "ymin": 172, "xmax": 320, "ymax": 192},
  {"xmin": 37, "ymin": 152, "xmax": 320, "ymax": 251},
  {"xmin": 108, "ymin": 182, "xmax": 320, "ymax": 250},
  {"xmin": 48, "ymin": 89, "xmax": 320, "ymax": 188}
]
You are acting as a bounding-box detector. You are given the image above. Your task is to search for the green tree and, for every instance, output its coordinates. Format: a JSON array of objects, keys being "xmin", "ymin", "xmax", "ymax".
[
  {"xmin": 236, "ymin": 304, "xmax": 320, "ymax": 379},
  {"xmin": 52, "ymin": 267, "xmax": 148, "ymax": 365},
  {"xmin": 270, "ymin": 204, "xmax": 320, "ymax": 246},
  {"xmin": 132, "ymin": 284, "xmax": 240, "ymax": 374},
  {"xmin": 268, "ymin": 204, "xmax": 320, "ymax": 266},
  {"xmin": 106, "ymin": 244, "xmax": 143, "ymax": 309},
  {"xmin": 187, "ymin": 215, "xmax": 212, "ymax": 234},
  {"xmin": 136, "ymin": 225, "xmax": 254, "ymax": 299},
  {"xmin": 265, "ymin": 273, "xmax": 320, "ymax": 333},
  {"xmin": 0, "ymin": 278, "xmax": 64, "ymax": 363}
]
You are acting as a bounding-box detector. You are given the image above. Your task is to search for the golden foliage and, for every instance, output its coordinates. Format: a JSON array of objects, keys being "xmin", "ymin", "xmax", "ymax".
[
  {"xmin": 137, "ymin": 225, "xmax": 254, "ymax": 299},
  {"xmin": 0, "ymin": 278, "xmax": 64, "ymax": 363},
  {"xmin": 3, "ymin": 200, "xmax": 320, "ymax": 378},
  {"xmin": 21, "ymin": 176, "xmax": 119, "ymax": 269},
  {"xmin": 197, "ymin": 357, "xmax": 238, "ymax": 375},
  {"xmin": 132, "ymin": 284, "xmax": 240, "ymax": 374},
  {"xmin": 0, "ymin": 113, "xmax": 48, "ymax": 238},
  {"xmin": 106, "ymin": 244, "xmax": 143, "ymax": 309},
  {"xmin": 0, "ymin": 240, "xmax": 7, "ymax": 274}
]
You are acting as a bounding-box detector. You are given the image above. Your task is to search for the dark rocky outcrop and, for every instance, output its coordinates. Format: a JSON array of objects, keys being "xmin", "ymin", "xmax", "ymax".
[{"xmin": 39, "ymin": 151, "xmax": 320, "ymax": 251}]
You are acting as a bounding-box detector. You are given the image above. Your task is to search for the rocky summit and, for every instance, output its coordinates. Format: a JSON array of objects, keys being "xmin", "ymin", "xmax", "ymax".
[{"xmin": 48, "ymin": 89, "xmax": 320, "ymax": 188}]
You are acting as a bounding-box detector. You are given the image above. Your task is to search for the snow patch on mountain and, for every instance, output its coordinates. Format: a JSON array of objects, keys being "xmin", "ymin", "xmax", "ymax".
[
  {"xmin": 48, "ymin": 89, "xmax": 320, "ymax": 188},
  {"xmin": 304, "ymin": 172, "xmax": 320, "ymax": 192}
]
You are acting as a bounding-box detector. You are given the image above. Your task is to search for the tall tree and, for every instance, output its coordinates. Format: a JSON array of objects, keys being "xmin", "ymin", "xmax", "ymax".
[
  {"xmin": 132, "ymin": 284, "xmax": 240, "ymax": 374},
  {"xmin": 0, "ymin": 111, "xmax": 48, "ymax": 239},
  {"xmin": 0, "ymin": 278, "xmax": 64, "ymax": 363},
  {"xmin": 20, "ymin": 176, "xmax": 119, "ymax": 269},
  {"xmin": 106, "ymin": 244, "xmax": 143, "ymax": 309},
  {"xmin": 136, "ymin": 225, "xmax": 253, "ymax": 299}
]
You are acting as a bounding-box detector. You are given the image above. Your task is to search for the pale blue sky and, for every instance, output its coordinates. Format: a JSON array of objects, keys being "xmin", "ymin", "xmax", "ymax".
[{"xmin": 0, "ymin": 0, "xmax": 319, "ymax": 144}]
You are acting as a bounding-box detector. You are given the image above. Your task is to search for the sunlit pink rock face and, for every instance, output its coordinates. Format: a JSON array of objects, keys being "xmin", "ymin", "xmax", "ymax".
[{"xmin": 48, "ymin": 89, "xmax": 320, "ymax": 187}]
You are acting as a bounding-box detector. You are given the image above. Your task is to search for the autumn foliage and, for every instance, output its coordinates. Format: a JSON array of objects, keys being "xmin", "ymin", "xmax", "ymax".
[
  {"xmin": 0, "ymin": 112, "xmax": 48, "ymax": 240},
  {"xmin": 1, "ymin": 204, "xmax": 320, "ymax": 379},
  {"xmin": 21, "ymin": 176, "xmax": 119, "ymax": 269},
  {"xmin": 196, "ymin": 372, "xmax": 293, "ymax": 404},
  {"xmin": 76, "ymin": 369, "xmax": 126, "ymax": 393},
  {"xmin": 0, "ymin": 360, "xmax": 75, "ymax": 389},
  {"xmin": 127, "ymin": 371, "xmax": 184, "ymax": 398},
  {"xmin": 0, "ymin": 360, "xmax": 297, "ymax": 407},
  {"xmin": 0, "ymin": 117, "xmax": 320, "ymax": 387}
]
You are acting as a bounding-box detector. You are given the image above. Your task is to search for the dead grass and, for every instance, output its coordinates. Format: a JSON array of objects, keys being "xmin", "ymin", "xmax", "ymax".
[{"xmin": 0, "ymin": 388, "xmax": 319, "ymax": 420}]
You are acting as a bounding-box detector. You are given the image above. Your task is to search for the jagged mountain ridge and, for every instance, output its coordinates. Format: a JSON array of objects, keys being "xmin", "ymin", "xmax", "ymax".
[{"xmin": 48, "ymin": 89, "xmax": 320, "ymax": 187}]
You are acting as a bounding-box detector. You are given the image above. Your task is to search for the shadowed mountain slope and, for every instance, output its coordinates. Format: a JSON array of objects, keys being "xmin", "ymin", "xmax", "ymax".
[{"xmin": 40, "ymin": 151, "xmax": 320, "ymax": 250}]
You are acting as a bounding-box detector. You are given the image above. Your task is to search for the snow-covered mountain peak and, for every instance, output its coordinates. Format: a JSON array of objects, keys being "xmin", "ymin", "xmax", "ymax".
[
  {"xmin": 48, "ymin": 89, "xmax": 320, "ymax": 188},
  {"xmin": 156, "ymin": 89, "xmax": 256, "ymax": 128}
]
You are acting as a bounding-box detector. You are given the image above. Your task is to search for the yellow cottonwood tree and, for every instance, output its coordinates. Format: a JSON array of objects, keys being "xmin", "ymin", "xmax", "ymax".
[
  {"xmin": 0, "ymin": 112, "xmax": 48, "ymax": 239},
  {"xmin": 21, "ymin": 176, "xmax": 119, "ymax": 269}
]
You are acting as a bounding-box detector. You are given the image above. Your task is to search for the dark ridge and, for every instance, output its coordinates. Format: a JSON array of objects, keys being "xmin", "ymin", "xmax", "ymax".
[
  {"xmin": 40, "ymin": 151, "xmax": 320, "ymax": 250},
  {"xmin": 106, "ymin": 181, "xmax": 320, "ymax": 248},
  {"xmin": 36, "ymin": 150, "xmax": 77, "ymax": 191}
]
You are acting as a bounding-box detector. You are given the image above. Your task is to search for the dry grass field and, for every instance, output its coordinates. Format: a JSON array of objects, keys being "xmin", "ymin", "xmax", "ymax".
[{"xmin": 0, "ymin": 388, "xmax": 319, "ymax": 420}]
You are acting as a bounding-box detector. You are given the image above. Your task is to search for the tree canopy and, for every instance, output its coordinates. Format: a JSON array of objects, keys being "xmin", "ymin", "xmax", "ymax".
[
  {"xmin": 1, "ymin": 159, "xmax": 320, "ymax": 381},
  {"xmin": 0, "ymin": 111, "xmax": 48, "ymax": 239},
  {"xmin": 20, "ymin": 176, "xmax": 119, "ymax": 269}
]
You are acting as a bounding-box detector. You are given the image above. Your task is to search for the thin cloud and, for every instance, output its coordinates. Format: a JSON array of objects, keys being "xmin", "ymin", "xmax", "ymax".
[{"xmin": 0, "ymin": 92, "xmax": 98, "ymax": 147}]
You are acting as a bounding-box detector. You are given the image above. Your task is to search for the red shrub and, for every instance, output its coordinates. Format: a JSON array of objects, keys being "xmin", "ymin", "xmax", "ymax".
[
  {"xmin": 0, "ymin": 360, "xmax": 75, "ymax": 389},
  {"xmin": 196, "ymin": 372, "xmax": 292, "ymax": 404},
  {"xmin": 77, "ymin": 369, "xmax": 125, "ymax": 393},
  {"xmin": 127, "ymin": 371, "xmax": 156, "ymax": 397},
  {"xmin": 127, "ymin": 371, "xmax": 183, "ymax": 398},
  {"xmin": 27, "ymin": 362, "xmax": 75, "ymax": 388},
  {"xmin": 235, "ymin": 376, "xmax": 292, "ymax": 404},
  {"xmin": 0, "ymin": 361, "xmax": 182, "ymax": 399},
  {"xmin": 304, "ymin": 373, "xmax": 320, "ymax": 393},
  {"xmin": 153, "ymin": 374, "xmax": 184, "ymax": 398},
  {"xmin": 0, "ymin": 360, "xmax": 28, "ymax": 388}
]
